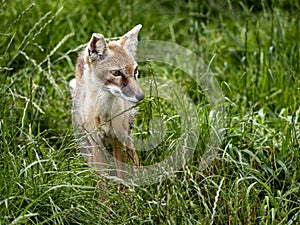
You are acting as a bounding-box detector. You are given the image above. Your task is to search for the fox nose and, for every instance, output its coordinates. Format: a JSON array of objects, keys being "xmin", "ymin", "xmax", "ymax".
[{"xmin": 136, "ymin": 92, "xmax": 144, "ymax": 101}]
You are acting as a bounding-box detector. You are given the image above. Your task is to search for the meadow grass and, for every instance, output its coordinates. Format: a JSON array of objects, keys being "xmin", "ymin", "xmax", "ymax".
[{"xmin": 0, "ymin": 0, "xmax": 299, "ymax": 224}]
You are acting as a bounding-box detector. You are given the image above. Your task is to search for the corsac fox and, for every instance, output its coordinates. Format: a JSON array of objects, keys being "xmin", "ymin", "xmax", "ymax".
[{"xmin": 69, "ymin": 25, "xmax": 144, "ymax": 189}]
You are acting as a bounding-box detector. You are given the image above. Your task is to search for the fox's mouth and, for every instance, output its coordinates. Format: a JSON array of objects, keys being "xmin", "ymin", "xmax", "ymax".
[
  {"xmin": 122, "ymin": 96, "xmax": 140, "ymax": 104},
  {"xmin": 128, "ymin": 99, "xmax": 139, "ymax": 104},
  {"xmin": 103, "ymin": 87, "xmax": 142, "ymax": 104}
]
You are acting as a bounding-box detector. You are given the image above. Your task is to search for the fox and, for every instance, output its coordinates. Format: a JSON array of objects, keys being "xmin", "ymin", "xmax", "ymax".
[{"xmin": 69, "ymin": 24, "xmax": 144, "ymax": 190}]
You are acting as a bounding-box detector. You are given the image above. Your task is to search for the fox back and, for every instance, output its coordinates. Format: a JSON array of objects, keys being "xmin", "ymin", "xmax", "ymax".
[{"xmin": 70, "ymin": 25, "xmax": 143, "ymax": 181}]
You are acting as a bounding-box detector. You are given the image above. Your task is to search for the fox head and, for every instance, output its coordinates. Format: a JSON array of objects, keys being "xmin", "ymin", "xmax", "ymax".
[{"xmin": 84, "ymin": 24, "xmax": 144, "ymax": 103}]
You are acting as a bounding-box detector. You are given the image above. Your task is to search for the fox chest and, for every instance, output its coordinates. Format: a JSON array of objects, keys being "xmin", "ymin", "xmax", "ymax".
[
  {"xmin": 81, "ymin": 92, "xmax": 133, "ymax": 146},
  {"xmin": 92, "ymin": 113, "xmax": 131, "ymax": 147}
]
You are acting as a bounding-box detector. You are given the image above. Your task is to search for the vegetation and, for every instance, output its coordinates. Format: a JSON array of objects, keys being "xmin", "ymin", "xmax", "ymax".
[{"xmin": 0, "ymin": 0, "xmax": 299, "ymax": 224}]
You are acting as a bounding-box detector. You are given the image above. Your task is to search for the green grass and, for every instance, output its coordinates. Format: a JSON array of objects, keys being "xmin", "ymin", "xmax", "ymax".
[{"xmin": 1, "ymin": 0, "xmax": 299, "ymax": 224}]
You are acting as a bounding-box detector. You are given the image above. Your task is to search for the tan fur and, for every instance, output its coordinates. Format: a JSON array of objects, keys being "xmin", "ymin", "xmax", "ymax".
[{"xmin": 70, "ymin": 25, "xmax": 143, "ymax": 190}]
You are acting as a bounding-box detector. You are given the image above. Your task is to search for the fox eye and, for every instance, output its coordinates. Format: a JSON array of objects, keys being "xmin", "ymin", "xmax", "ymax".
[
  {"xmin": 110, "ymin": 70, "xmax": 122, "ymax": 76},
  {"xmin": 134, "ymin": 67, "xmax": 138, "ymax": 75}
]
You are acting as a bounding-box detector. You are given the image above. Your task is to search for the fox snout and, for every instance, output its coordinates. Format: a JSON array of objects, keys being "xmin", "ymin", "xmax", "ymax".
[
  {"xmin": 121, "ymin": 84, "xmax": 144, "ymax": 103},
  {"xmin": 136, "ymin": 92, "xmax": 145, "ymax": 101},
  {"xmin": 126, "ymin": 92, "xmax": 145, "ymax": 102}
]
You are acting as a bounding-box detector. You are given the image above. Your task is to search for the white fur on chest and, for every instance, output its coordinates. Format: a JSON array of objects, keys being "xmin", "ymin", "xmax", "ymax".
[{"xmin": 78, "ymin": 72, "xmax": 134, "ymax": 146}]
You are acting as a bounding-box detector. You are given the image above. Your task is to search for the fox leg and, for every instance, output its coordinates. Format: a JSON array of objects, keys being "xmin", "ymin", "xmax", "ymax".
[
  {"xmin": 126, "ymin": 147, "xmax": 139, "ymax": 166},
  {"xmin": 113, "ymin": 140, "xmax": 127, "ymax": 190},
  {"xmin": 82, "ymin": 138, "xmax": 109, "ymax": 198},
  {"xmin": 89, "ymin": 147, "xmax": 108, "ymax": 174},
  {"xmin": 121, "ymin": 135, "xmax": 139, "ymax": 166},
  {"xmin": 91, "ymin": 148, "xmax": 109, "ymax": 199}
]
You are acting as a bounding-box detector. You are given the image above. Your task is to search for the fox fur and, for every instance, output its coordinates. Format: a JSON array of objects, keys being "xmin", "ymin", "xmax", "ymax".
[{"xmin": 70, "ymin": 25, "xmax": 144, "ymax": 187}]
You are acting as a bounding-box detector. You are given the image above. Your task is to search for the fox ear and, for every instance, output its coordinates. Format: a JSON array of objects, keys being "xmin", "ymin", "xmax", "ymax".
[
  {"xmin": 120, "ymin": 24, "xmax": 142, "ymax": 57},
  {"xmin": 87, "ymin": 33, "xmax": 107, "ymax": 61}
]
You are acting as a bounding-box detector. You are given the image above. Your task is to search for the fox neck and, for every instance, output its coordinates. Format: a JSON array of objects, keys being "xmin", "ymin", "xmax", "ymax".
[{"xmin": 85, "ymin": 79, "xmax": 128, "ymax": 122}]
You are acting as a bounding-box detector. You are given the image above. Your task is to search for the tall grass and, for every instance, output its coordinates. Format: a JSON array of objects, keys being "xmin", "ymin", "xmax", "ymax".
[{"xmin": 0, "ymin": 0, "xmax": 299, "ymax": 224}]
